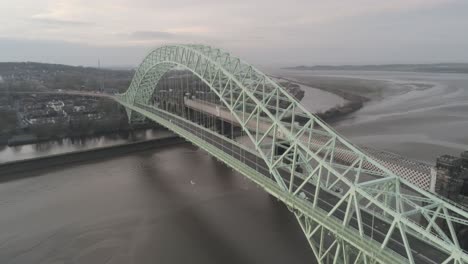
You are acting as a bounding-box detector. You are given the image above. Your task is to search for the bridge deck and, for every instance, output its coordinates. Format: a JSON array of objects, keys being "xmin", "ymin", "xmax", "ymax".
[
  {"xmin": 132, "ymin": 102, "xmax": 447, "ymax": 264},
  {"xmin": 184, "ymin": 98, "xmax": 434, "ymax": 191},
  {"xmin": 114, "ymin": 43, "xmax": 468, "ymax": 264}
]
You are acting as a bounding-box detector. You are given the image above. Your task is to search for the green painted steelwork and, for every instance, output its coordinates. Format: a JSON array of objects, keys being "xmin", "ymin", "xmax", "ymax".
[{"xmin": 116, "ymin": 44, "xmax": 468, "ymax": 264}]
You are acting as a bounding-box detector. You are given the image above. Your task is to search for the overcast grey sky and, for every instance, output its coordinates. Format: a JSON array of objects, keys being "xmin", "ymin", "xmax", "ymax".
[{"xmin": 1, "ymin": 0, "xmax": 467, "ymax": 67}]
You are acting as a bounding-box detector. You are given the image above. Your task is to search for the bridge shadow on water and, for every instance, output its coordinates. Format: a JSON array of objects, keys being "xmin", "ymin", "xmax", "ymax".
[
  {"xmin": 0, "ymin": 143, "xmax": 314, "ymax": 263},
  {"xmin": 129, "ymin": 144, "xmax": 314, "ymax": 263}
]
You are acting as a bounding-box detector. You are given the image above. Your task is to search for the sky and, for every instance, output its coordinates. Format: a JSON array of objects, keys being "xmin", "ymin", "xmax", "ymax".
[{"xmin": 0, "ymin": 0, "xmax": 467, "ymax": 67}]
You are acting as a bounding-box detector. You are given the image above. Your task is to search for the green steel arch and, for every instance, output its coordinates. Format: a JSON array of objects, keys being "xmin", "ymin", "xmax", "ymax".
[{"xmin": 116, "ymin": 44, "xmax": 468, "ymax": 264}]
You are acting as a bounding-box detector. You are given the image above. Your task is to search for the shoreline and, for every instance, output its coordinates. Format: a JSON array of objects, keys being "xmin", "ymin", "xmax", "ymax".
[
  {"xmin": 3, "ymin": 123, "xmax": 159, "ymax": 147},
  {"xmin": 1, "ymin": 123, "xmax": 160, "ymax": 147},
  {"xmin": 0, "ymin": 136, "xmax": 183, "ymax": 179},
  {"xmin": 272, "ymin": 75, "xmax": 369, "ymax": 123},
  {"xmin": 1, "ymin": 76, "xmax": 367, "ymax": 148}
]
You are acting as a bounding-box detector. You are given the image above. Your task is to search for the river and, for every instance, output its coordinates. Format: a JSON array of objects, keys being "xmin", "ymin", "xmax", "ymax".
[
  {"xmin": 1, "ymin": 70, "xmax": 467, "ymax": 263},
  {"xmin": 276, "ymin": 70, "xmax": 468, "ymax": 162}
]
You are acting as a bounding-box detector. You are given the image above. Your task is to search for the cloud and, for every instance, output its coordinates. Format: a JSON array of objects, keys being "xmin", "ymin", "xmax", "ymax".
[
  {"xmin": 30, "ymin": 16, "xmax": 93, "ymax": 26},
  {"xmin": 0, "ymin": 0, "xmax": 466, "ymax": 66},
  {"xmin": 0, "ymin": 37, "xmax": 149, "ymax": 67},
  {"xmin": 10, "ymin": 0, "xmax": 455, "ymax": 46},
  {"xmin": 129, "ymin": 31, "xmax": 175, "ymax": 40}
]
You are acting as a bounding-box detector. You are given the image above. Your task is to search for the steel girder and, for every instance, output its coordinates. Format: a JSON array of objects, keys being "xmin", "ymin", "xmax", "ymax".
[{"xmin": 116, "ymin": 44, "xmax": 468, "ymax": 264}]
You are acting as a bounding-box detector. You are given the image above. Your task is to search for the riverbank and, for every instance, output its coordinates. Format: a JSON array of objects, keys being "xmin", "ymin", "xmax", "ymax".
[
  {"xmin": 0, "ymin": 135, "xmax": 183, "ymax": 178},
  {"xmin": 3, "ymin": 122, "xmax": 159, "ymax": 147},
  {"xmin": 0, "ymin": 91, "xmax": 139, "ymax": 147},
  {"xmin": 272, "ymin": 75, "xmax": 368, "ymax": 123},
  {"xmin": 0, "ymin": 127, "xmax": 175, "ymax": 163}
]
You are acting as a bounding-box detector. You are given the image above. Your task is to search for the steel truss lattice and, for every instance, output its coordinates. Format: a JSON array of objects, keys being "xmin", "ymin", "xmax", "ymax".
[{"xmin": 116, "ymin": 44, "xmax": 468, "ymax": 264}]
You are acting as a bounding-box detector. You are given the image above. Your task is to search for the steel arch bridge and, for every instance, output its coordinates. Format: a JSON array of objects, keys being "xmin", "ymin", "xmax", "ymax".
[{"xmin": 115, "ymin": 44, "xmax": 468, "ymax": 264}]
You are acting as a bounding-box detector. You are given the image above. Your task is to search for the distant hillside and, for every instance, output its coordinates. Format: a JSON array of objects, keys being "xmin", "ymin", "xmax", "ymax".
[
  {"xmin": 0, "ymin": 62, "xmax": 134, "ymax": 93},
  {"xmin": 284, "ymin": 63, "xmax": 468, "ymax": 74}
]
